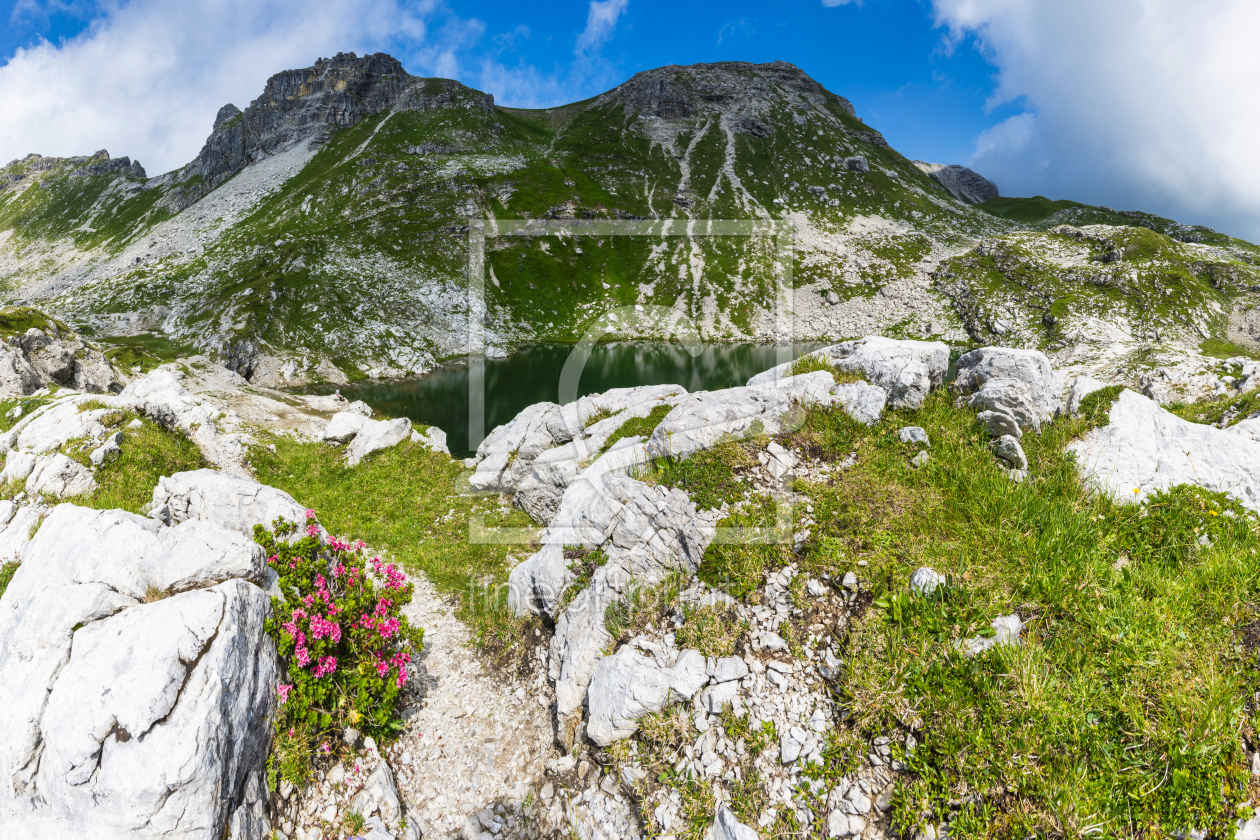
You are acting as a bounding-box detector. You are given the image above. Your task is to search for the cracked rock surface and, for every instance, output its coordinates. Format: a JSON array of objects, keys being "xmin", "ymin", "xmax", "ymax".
[{"xmin": 0, "ymin": 503, "xmax": 276, "ymax": 838}]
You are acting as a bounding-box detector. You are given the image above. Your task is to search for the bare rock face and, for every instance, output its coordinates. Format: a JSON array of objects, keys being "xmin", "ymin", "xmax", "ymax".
[
  {"xmin": 1069, "ymin": 389, "xmax": 1260, "ymax": 510},
  {"xmin": 913, "ymin": 161, "xmax": 1000, "ymax": 204},
  {"xmin": 0, "ymin": 313, "xmax": 120, "ymax": 397},
  {"xmin": 165, "ymin": 54, "xmax": 495, "ymax": 213},
  {"xmin": 0, "ymin": 504, "xmax": 276, "ymax": 838},
  {"xmin": 601, "ymin": 60, "xmax": 850, "ymax": 122}
]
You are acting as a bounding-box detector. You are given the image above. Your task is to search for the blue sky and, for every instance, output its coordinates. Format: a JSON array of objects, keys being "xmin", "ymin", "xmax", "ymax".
[
  {"xmin": 0, "ymin": 0, "xmax": 1014, "ymax": 167},
  {"xmin": 2, "ymin": 0, "xmax": 1259, "ymax": 241}
]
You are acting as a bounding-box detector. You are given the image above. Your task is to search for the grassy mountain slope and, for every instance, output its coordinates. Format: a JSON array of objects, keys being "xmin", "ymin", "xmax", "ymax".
[{"xmin": 0, "ymin": 56, "xmax": 1255, "ymax": 385}]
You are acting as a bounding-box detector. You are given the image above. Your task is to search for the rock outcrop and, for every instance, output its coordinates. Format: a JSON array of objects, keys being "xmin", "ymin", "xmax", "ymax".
[
  {"xmin": 953, "ymin": 346, "xmax": 1064, "ymax": 433},
  {"xmin": 0, "ymin": 503, "xmax": 277, "ymax": 838},
  {"xmin": 166, "ymin": 54, "xmax": 495, "ymax": 212},
  {"xmin": 0, "ymin": 312, "xmax": 119, "ymax": 397},
  {"xmin": 747, "ymin": 338, "xmax": 949, "ymax": 411},
  {"xmin": 912, "ymin": 161, "xmax": 1000, "ymax": 204},
  {"xmin": 1069, "ymin": 389, "xmax": 1260, "ymax": 510}
]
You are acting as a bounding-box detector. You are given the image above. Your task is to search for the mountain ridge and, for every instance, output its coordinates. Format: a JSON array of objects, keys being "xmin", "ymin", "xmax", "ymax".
[{"xmin": 0, "ymin": 51, "xmax": 1256, "ymax": 387}]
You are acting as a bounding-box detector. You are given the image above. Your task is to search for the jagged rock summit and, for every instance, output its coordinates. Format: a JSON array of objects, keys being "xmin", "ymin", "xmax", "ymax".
[
  {"xmin": 163, "ymin": 52, "xmax": 494, "ymax": 211},
  {"xmin": 913, "ymin": 161, "xmax": 1000, "ymax": 204}
]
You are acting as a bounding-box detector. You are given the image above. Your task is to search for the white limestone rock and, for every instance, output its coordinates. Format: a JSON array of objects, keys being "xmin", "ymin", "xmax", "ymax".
[
  {"xmin": 747, "ymin": 336, "xmax": 948, "ymax": 410},
  {"xmin": 514, "ymin": 387, "xmax": 687, "ymax": 522},
  {"xmin": 992, "ymin": 435, "xmax": 1028, "ymax": 471},
  {"xmin": 954, "ymin": 347, "xmax": 1064, "ymax": 430},
  {"xmin": 832, "ymin": 380, "xmax": 887, "ymax": 425},
  {"xmin": 1228, "ymin": 416, "xmax": 1260, "ymax": 445},
  {"xmin": 898, "ymin": 426, "xmax": 930, "ymax": 446},
  {"xmin": 1069, "ymin": 389, "xmax": 1260, "ymax": 510},
  {"xmin": 827, "ymin": 336, "xmax": 949, "ymax": 409},
  {"xmin": 705, "ymin": 806, "xmax": 759, "ymax": 840},
  {"xmin": 0, "ymin": 343, "xmax": 43, "ymax": 397},
  {"xmin": 469, "ymin": 401, "xmax": 560, "ymax": 493},
  {"xmin": 646, "ymin": 372, "xmax": 838, "ymax": 460},
  {"xmin": 545, "ymin": 474, "xmax": 723, "ymax": 722},
  {"xmin": 149, "ymin": 468, "xmax": 312, "ymax": 537},
  {"xmin": 89, "ymin": 432, "xmax": 123, "ymax": 466},
  {"xmin": 1, "ymin": 450, "xmax": 36, "ymax": 483},
  {"xmin": 26, "ymin": 453, "xmax": 96, "ymax": 498},
  {"xmin": 411, "ymin": 425, "xmax": 449, "ymax": 455},
  {"xmin": 586, "ymin": 645, "xmax": 710, "ymax": 746},
  {"xmin": 0, "ymin": 504, "xmax": 274, "ymax": 839},
  {"xmin": 345, "ymin": 417, "xmax": 412, "ymax": 466},
  {"xmin": 1065, "ymin": 374, "xmax": 1110, "ymax": 417},
  {"xmin": 909, "ymin": 567, "xmax": 946, "ymax": 597},
  {"xmin": 322, "ymin": 411, "xmax": 368, "ymax": 444},
  {"xmin": 959, "ymin": 614, "xmax": 1024, "ymax": 656},
  {"xmin": 0, "ymin": 502, "xmax": 45, "ymax": 564},
  {"xmin": 351, "ymin": 761, "xmax": 402, "ymax": 825}
]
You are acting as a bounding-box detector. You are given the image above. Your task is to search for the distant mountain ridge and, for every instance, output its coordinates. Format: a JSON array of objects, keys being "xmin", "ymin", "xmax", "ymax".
[{"xmin": 0, "ymin": 52, "xmax": 1255, "ymax": 386}]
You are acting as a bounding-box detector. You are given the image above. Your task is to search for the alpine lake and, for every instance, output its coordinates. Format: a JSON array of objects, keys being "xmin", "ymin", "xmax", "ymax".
[{"xmin": 301, "ymin": 341, "xmax": 825, "ymax": 458}]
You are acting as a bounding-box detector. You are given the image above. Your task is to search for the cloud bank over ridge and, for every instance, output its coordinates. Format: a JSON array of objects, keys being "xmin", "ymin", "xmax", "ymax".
[{"xmin": 931, "ymin": 0, "xmax": 1260, "ymax": 240}]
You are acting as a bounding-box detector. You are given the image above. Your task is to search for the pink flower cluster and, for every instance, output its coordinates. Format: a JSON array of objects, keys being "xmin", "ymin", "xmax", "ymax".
[
  {"xmin": 373, "ymin": 650, "xmax": 412, "ymax": 688},
  {"xmin": 304, "ymin": 510, "xmax": 320, "ymax": 538},
  {"xmin": 370, "ymin": 556, "xmax": 407, "ymax": 591},
  {"xmin": 309, "ymin": 615, "xmax": 342, "ymax": 644},
  {"xmin": 313, "ymin": 656, "xmax": 338, "ymax": 678},
  {"xmin": 277, "ymin": 683, "xmax": 293, "ymax": 704}
]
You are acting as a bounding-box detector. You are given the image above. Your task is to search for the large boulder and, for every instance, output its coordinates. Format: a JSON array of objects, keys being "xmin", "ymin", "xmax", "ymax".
[
  {"xmin": 344, "ymin": 417, "xmax": 411, "ymax": 466},
  {"xmin": 0, "ymin": 505, "xmax": 275, "ymax": 838},
  {"xmin": 747, "ymin": 337, "xmax": 948, "ymax": 410},
  {"xmin": 585, "ymin": 646, "xmax": 708, "ymax": 746},
  {"xmin": 0, "ymin": 344, "xmax": 42, "ymax": 396},
  {"xmin": 1068, "ymin": 389, "xmax": 1260, "ymax": 509},
  {"xmin": 953, "ymin": 347, "xmax": 1064, "ymax": 432},
  {"xmin": 0, "ymin": 312, "xmax": 120, "ymax": 397},
  {"xmin": 149, "ymin": 469, "xmax": 311, "ymax": 537},
  {"xmin": 646, "ymin": 372, "xmax": 841, "ymax": 460},
  {"xmin": 26, "ymin": 453, "xmax": 96, "ymax": 498},
  {"xmin": 322, "ymin": 411, "xmax": 368, "ymax": 444}
]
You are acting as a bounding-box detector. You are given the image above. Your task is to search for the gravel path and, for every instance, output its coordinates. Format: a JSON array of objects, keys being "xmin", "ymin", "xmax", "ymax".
[{"xmin": 391, "ymin": 575, "xmax": 559, "ymax": 838}]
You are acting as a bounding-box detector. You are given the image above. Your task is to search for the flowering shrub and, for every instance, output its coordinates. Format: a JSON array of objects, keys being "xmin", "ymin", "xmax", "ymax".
[{"xmin": 255, "ymin": 510, "xmax": 423, "ymax": 786}]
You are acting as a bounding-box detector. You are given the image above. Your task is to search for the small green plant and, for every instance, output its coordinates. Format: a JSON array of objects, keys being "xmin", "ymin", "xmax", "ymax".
[
  {"xmin": 649, "ymin": 439, "xmax": 755, "ymax": 510},
  {"xmin": 698, "ymin": 495, "xmax": 790, "ymax": 598},
  {"xmin": 599, "ymin": 403, "xmax": 672, "ymax": 454},
  {"xmin": 344, "ymin": 810, "xmax": 366, "ymax": 833},
  {"xmin": 1075, "ymin": 384, "xmax": 1124, "ymax": 427},
  {"xmin": 0, "ymin": 560, "xmax": 18, "ymax": 600},
  {"xmin": 557, "ymin": 548, "xmax": 607, "ymax": 612},
  {"xmin": 1117, "ymin": 485, "xmax": 1252, "ymax": 566},
  {"xmin": 674, "ymin": 603, "xmax": 746, "ymax": 657},
  {"xmin": 257, "ymin": 512, "xmax": 424, "ymax": 788}
]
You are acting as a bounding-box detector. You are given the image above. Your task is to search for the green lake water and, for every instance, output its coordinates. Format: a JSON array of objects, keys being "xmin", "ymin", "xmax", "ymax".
[{"xmin": 308, "ymin": 341, "xmax": 824, "ymax": 458}]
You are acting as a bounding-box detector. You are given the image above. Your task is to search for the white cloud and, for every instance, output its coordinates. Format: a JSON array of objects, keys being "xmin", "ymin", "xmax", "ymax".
[
  {"xmin": 821, "ymin": 0, "xmax": 864, "ymax": 7},
  {"xmin": 0, "ymin": 0, "xmax": 443, "ymax": 175},
  {"xmin": 0, "ymin": 0, "xmax": 633, "ymax": 174},
  {"xmin": 575, "ymin": 0, "xmax": 629, "ymax": 58},
  {"xmin": 932, "ymin": 0, "xmax": 1260, "ymax": 240}
]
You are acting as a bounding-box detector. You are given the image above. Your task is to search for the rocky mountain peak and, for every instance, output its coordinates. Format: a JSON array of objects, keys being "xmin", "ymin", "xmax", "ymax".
[
  {"xmin": 913, "ymin": 161, "xmax": 999, "ymax": 204},
  {"xmin": 602, "ymin": 60, "xmax": 851, "ymax": 120},
  {"xmin": 212, "ymin": 104, "xmax": 242, "ymax": 130},
  {"xmin": 168, "ymin": 52, "xmax": 419, "ymax": 210}
]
